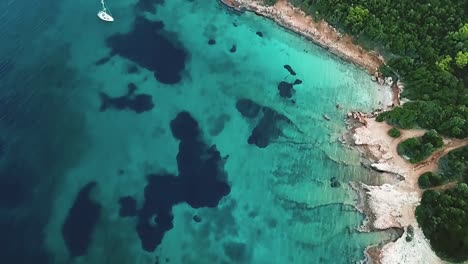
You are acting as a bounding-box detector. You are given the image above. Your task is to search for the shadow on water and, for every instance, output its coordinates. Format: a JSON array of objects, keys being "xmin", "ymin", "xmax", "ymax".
[{"xmin": 0, "ymin": 45, "xmax": 89, "ymax": 263}]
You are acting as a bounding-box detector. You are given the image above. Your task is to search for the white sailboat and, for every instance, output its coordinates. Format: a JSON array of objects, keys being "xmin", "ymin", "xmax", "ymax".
[{"xmin": 98, "ymin": 0, "xmax": 114, "ymax": 22}]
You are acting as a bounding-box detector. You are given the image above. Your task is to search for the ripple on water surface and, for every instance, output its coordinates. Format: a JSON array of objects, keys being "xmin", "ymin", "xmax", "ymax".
[{"xmin": 0, "ymin": 0, "xmax": 392, "ymax": 263}]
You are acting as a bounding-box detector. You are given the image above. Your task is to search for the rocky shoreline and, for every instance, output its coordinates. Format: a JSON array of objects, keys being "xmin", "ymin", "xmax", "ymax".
[
  {"xmin": 345, "ymin": 117, "xmax": 467, "ymax": 264},
  {"xmin": 218, "ymin": 0, "xmax": 446, "ymax": 263},
  {"xmin": 219, "ymin": 0, "xmax": 385, "ymax": 74}
]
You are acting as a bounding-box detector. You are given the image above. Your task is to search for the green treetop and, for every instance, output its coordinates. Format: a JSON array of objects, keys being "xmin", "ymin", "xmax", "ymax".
[{"xmin": 455, "ymin": 51, "xmax": 468, "ymax": 68}]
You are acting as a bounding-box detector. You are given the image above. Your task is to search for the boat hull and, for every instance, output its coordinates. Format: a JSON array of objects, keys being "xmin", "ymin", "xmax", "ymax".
[{"xmin": 98, "ymin": 11, "xmax": 114, "ymax": 22}]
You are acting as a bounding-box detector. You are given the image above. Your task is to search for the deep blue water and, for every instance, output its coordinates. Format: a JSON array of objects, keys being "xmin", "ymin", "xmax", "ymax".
[{"xmin": 0, "ymin": 0, "xmax": 392, "ymax": 263}]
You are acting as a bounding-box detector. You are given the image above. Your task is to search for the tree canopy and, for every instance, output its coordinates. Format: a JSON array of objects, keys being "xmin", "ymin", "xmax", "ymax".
[
  {"xmin": 397, "ymin": 130, "xmax": 443, "ymax": 163},
  {"xmin": 416, "ymin": 183, "xmax": 468, "ymax": 262},
  {"xmin": 273, "ymin": 0, "xmax": 467, "ymax": 137}
]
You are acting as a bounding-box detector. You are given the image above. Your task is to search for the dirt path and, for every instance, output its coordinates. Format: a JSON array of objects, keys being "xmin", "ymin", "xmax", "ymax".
[{"xmin": 353, "ymin": 119, "xmax": 467, "ymax": 264}]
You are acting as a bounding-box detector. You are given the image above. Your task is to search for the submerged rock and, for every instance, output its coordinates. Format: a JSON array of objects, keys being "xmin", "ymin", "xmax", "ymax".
[
  {"xmin": 283, "ymin": 64, "xmax": 296, "ymax": 75},
  {"xmin": 235, "ymin": 99, "xmax": 261, "ymax": 118},
  {"xmin": 119, "ymin": 196, "xmax": 138, "ymax": 217},
  {"xmin": 127, "ymin": 64, "xmax": 139, "ymax": 74},
  {"xmin": 248, "ymin": 108, "xmax": 291, "ymax": 148},
  {"xmin": 62, "ymin": 182, "xmax": 101, "ymax": 257},
  {"xmin": 129, "ymin": 112, "xmax": 230, "ymax": 252},
  {"xmin": 106, "ymin": 16, "xmax": 187, "ymax": 84},
  {"xmin": 99, "ymin": 83, "xmax": 154, "ymax": 113},
  {"xmin": 236, "ymin": 98, "xmax": 294, "ymax": 148},
  {"xmin": 230, "ymin": 45, "xmax": 237, "ymax": 53},
  {"xmin": 278, "ymin": 81, "xmax": 294, "ymax": 98},
  {"xmin": 330, "ymin": 177, "xmax": 341, "ymax": 188},
  {"xmin": 193, "ymin": 215, "xmax": 202, "ymax": 223}
]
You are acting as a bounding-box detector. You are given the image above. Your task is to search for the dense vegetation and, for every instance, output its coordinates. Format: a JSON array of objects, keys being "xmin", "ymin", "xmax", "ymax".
[
  {"xmin": 416, "ymin": 146, "xmax": 468, "ymax": 260},
  {"xmin": 265, "ymin": 0, "xmax": 467, "ymax": 138},
  {"xmin": 397, "ymin": 130, "xmax": 443, "ymax": 163},
  {"xmin": 416, "ymin": 183, "xmax": 468, "ymax": 262},
  {"xmin": 418, "ymin": 171, "xmax": 443, "ymax": 189},
  {"xmin": 387, "ymin": 127, "xmax": 400, "ymax": 138},
  {"xmin": 418, "ymin": 145, "xmax": 468, "ymax": 189},
  {"xmin": 438, "ymin": 145, "xmax": 468, "ymax": 182},
  {"xmin": 261, "ymin": 0, "xmax": 468, "ymax": 260}
]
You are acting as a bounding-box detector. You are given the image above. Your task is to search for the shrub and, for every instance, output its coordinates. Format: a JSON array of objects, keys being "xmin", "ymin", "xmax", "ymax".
[
  {"xmin": 405, "ymin": 225, "xmax": 414, "ymax": 242},
  {"xmin": 422, "ymin": 129, "xmax": 444, "ymax": 148},
  {"xmin": 375, "ymin": 114, "xmax": 385, "ymax": 122},
  {"xmin": 388, "ymin": 127, "xmax": 401, "ymax": 138},
  {"xmin": 397, "ymin": 130, "xmax": 443, "ymax": 163},
  {"xmin": 418, "ymin": 171, "xmax": 443, "ymax": 189}
]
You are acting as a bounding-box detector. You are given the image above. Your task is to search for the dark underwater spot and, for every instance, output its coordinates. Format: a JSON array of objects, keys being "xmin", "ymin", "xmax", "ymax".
[
  {"xmin": 229, "ymin": 45, "xmax": 237, "ymax": 53},
  {"xmin": 0, "ymin": 163, "xmax": 29, "ymax": 207},
  {"xmin": 209, "ymin": 114, "xmax": 230, "ymax": 136},
  {"xmin": 0, "ymin": 214, "xmax": 50, "ymax": 264},
  {"xmin": 119, "ymin": 196, "xmax": 138, "ymax": 217},
  {"xmin": 128, "ymin": 112, "xmax": 230, "ymax": 252},
  {"xmin": 235, "ymin": 99, "xmax": 261, "ymax": 118},
  {"xmin": 233, "ymin": 22, "xmax": 238, "ymax": 27},
  {"xmin": 248, "ymin": 107, "xmax": 291, "ymax": 148},
  {"xmin": 193, "ymin": 215, "xmax": 202, "ymax": 223},
  {"xmin": 128, "ymin": 82, "xmax": 138, "ymax": 93},
  {"xmin": 278, "ymin": 81, "xmax": 295, "ymax": 98},
  {"xmin": 223, "ymin": 242, "xmax": 248, "ymax": 262},
  {"xmin": 95, "ymin": 56, "xmax": 111, "ymax": 66},
  {"xmin": 99, "ymin": 83, "xmax": 154, "ymax": 113},
  {"xmin": 137, "ymin": 174, "xmax": 180, "ymax": 251},
  {"xmin": 266, "ymin": 218, "xmax": 277, "ymax": 228},
  {"xmin": 0, "ymin": 142, "xmax": 3, "ymax": 158},
  {"xmin": 127, "ymin": 64, "xmax": 139, "ymax": 74},
  {"xmin": 208, "ymin": 39, "xmax": 216, "ymax": 45},
  {"xmin": 256, "ymin": 31, "xmax": 263, "ymax": 37},
  {"xmin": 330, "ymin": 177, "xmax": 341, "ymax": 188},
  {"xmin": 293, "ymin": 79, "xmax": 302, "ymax": 85},
  {"xmin": 170, "ymin": 111, "xmax": 200, "ymax": 141},
  {"xmin": 0, "ymin": 46, "xmax": 87, "ymax": 264},
  {"xmin": 284, "ymin": 64, "xmax": 296, "ymax": 76},
  {"xmin": 62, "ymin": 182, "xmax": 101, "ymax": 258},
  {"xmin": 106, "ymin": 16, "xmax": 187, "ymax": 84},
  {"xmin": 137, "ymin": 0, "xmax": 164, "ymax": 13},
  {"xmin": 235, "ymin": 98, "xmax": 293, "ymax": 148}
]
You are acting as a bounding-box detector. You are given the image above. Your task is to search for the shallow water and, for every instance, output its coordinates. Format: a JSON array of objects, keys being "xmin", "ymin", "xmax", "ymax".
[{"xmin": 0, "ymin": 0, "xmax": 392, "ymax": 263}]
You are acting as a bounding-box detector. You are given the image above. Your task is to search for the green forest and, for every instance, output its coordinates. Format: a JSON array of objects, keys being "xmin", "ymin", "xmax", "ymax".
[
  {"xmin": 262, "ymin": 0, "xmax": 468, "ymax": 261},
  {"xmin": 419, "ymin": 145, "xmax": 468, "ymax": 189},
  {"xmin": 439, "ymin": 145, "xmax": 468, "ymax": 182},
  {"xmin": 266, "ymin": 0, "xmax": 468, "ymax": 138},
  {"xmin": 397, "ymin": 130, "xmax": 443, "ymax": 163},
  {"xmin": 416, "ymin": 183, "xmax": 468, "ymax": 262}
]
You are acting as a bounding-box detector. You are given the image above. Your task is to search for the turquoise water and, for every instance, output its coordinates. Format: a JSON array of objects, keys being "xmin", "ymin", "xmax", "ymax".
[{"xmin": 0, "ymin": 0, "xmax": 393, "ymax": 263}]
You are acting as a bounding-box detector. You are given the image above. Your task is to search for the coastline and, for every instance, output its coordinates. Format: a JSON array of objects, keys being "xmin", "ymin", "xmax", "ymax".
[
  {"xmin": 219, "ymin": 0, "xmax": 385, "ymax": 75},
  {"xmin": 349, "ymin": 118, "xmax": 467, "ymax": 264},
  {"xmin": 218, "ymin": 0, "xmax": 461, "ymax": 263}
]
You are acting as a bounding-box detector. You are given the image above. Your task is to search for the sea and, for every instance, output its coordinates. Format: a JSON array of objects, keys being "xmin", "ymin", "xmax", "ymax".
[{"xmin": 0, "ymin": 0, "xmax": 395, "ymax": 263}]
